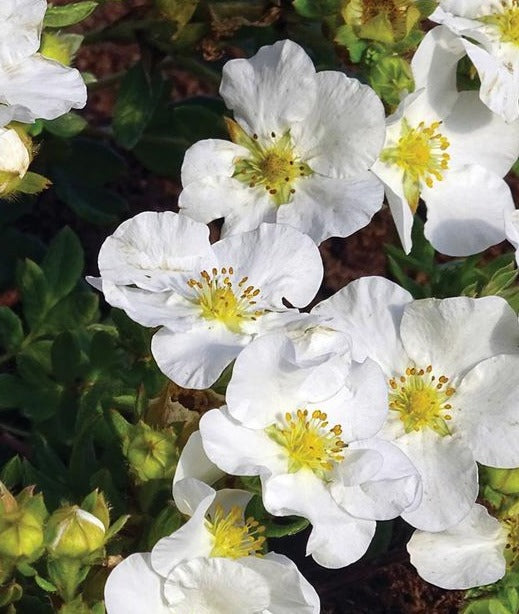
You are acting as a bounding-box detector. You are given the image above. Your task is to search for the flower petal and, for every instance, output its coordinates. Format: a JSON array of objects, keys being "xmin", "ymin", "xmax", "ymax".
[
  {"xmin": 104, "ymin": 553, "xmax": 170, "ymax": 614},
  {"xmin": 0, "ymin": 54, "xmax": 86, "ymax": 121},
  {"xmin": 397, "ymin": 430, "xmax": 478, "ymax": 532},
  {"xmin": 407, "ymin": 504, "xmax": 506, "ymax": 589},
  {"xmin": 151, "ymin": 325, "xmax": 247, "ymax": 389},
  {"xmin": 220, "ymin": 39, "xmax": 317, "ymax": 136},
  {"xmin": 400, "ymin": 295, "xmax": 519, "ymax": 381},
  {"xmin": 312, "ymin": 276, "xmax": 412, "ymax": 375},
  {"xmin": 276, "ymin": 172, "xmax": 384, "ymax": 245},
  {"xmin": 456, "ymin": 355, "xmax": 519, "ymax": 467},
  {"xmin": 293, "ymin": 71, "xmax": 385, "ymax": 179}
]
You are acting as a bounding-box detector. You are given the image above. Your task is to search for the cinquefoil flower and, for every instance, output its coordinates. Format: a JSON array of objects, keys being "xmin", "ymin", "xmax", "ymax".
[
  {"xmin": 431, "ymin": 0, "xmax": 519, "ymax": 122},
  {"xmin": 0, "ymin": 0, "xmax": 86, "ymax": 124},
  {"xmin": 179, "ymin": 39, "xmax": 385, "ymax": 245},
  {"xmin": 313, "ymin": 276, "xmax": 519, "ymax": 531},
  {"xmin": 89, "ymin": 211, "xmax": 323, "ymax": 389},
  {"xmin": 373, "ymin": 26, "xmax": 519, "ymax": 256},
  {"xmin": 407, "ymin": 503, "xmax": 507, "ymax": 589},
  {"xmin": 104, "ymin": 478, "xmax": 320, "ymax": 613},
  {"xmin": 199, "ymin": 332, "xmax": 421, "ymax": 568}
]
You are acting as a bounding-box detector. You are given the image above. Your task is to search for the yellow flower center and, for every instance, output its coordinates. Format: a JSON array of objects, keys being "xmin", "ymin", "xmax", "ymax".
[
  {"xmin": 187, "ymin": 267, "xmax": 263, "ymax": 333},
  {"xmin": 483, "ymin": 3, "xmax": 519, "ymax": 46},
  {"xmin": 226, "ymin": 118, "xmax": 313, "ymax": 206},
  {"xmin": 265, "ymin": 409, "xmax": 347, "ymax": 479},
  {"xmin": 389, "ymin": 365, "xmax": 456, "ymax": 436},
  {"xmin": 380, "ymin": 118, "xmax": 450, "ymax": 212},
  {"xmin": 206, "ymin": 505, "xmax": 266, "ymax": 559}
]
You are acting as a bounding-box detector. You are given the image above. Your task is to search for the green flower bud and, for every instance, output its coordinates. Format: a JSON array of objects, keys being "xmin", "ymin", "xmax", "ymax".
[
  {"xmin": 483, "ymin": 467, "xmax": 519, "ymax": 496},
  {"xmin": 124, "ymin": 422, "xmax": 178, "ymax": 483},
  {"xmin": 47, "ymin": 506, "xmax": 105, "ymax": 560},
  {"xmin": 0, "ymin": 483, "xmax": 47, "ymax": 562},
  {"xmin": 80, "ymin": 490, "xmax": 110, "ymax": 531},
  {"xmin": 368, "ymin": 54, "xmax": 414, "ymax": 106}
]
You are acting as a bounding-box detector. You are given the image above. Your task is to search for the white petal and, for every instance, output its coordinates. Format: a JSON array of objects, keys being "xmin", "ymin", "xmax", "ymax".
[
  {"xmin": 173, "ymin": 477, "xmax": 217, "ymax": 518},
  {"xmin": 411, "ymin": 26, "xmax": 465, "ymax": 118},
  {"xmin": 0, "ymin": 127, "xmax": 30, "ymax": 176},
  {"xmin": 332, "ymin": 438, "xmax": 421, "ymax": 520},
  {"xmin": 293, "ymin": 71, "xmax": 385, "ymax": 179},
  {"xmin": 400, "ymin": 295, "xmax": 519, "ymax": 380},
  {"xmin": 220, "ymin": 39, "xmax": 317, "ymax": 136},
  {"xmin": 398, "ymin": 431, "xmax": 478, "ymax": 532},
  {"xmin": 443, "ymin": 91, "xmax": 519, "ymax": 176},
  {"xmin": 0, "ymin": 54, "xmax": 86, "ymax": 121},
  {"xmin": 0, "ymin": 0, "xmax": 46, "ymax": 64},
  {"xmin": 462, "ymin": 38, "xmax": 519, "ymax": 122},
  {"xmin": 199, "ymin": 408, "xmax": 287, "ymax": 477},
  {"xmin": 276, "ymin": 172, "xmax": 384, "ymax": 245},
  {"xmin": 243, "ymin": 555, "xmax": 320, "ymax": 614},
  {"xmin": 211, "ymin": 223, "xmax": 323, "ymax": 309},
  {"xmin": 226, "ymin": 334, "xmax": 347, "ymax": 429},
  {"xmin": 264, "ymin": 471, "xmax": 376, "ymax": 568},
  {"xmin": 312, "ymin": 276, "xmax": 412, "ymax": 374},
  {"xmin": 180, "ymin": 139, "xmax": 248, "ymax": 187},
  {"xmin": 164, "ymin": 557, "xmax": 271, "ymax": 614},
  {"xmin": 151, "ymin": 493, "xmax": 215, "ymax": 577},
  {"xmin": 151, "ymin": 325, "xmax": 247, "ymax": 389},
  {"xmin": 456, "ymin": 355, "xmax": 519, "ymax": 467},
  {"xmin": 386, "ymin": 184, "xmax": 415, "ymax": 254},
  {"xmin": 423, "ymin": 165, "xmax": 514, "ymax": 256},
  {"xmin": 104, "ymin": 553, "xmax": 170, "ymax": 614},
  {"xmin": 98, "ymin": 211, "xmax": 211, "ymax": 291},
  {"xmin": 407, "ymin": 504, "xmax": 507, "ymax": 589},
  {"xmin": 505, "ymin": 208, "xmax": 519, "ymax": 255},
  {"xmin": 179, "ymin": 174, "xmax": 277, "ymax": 232}
]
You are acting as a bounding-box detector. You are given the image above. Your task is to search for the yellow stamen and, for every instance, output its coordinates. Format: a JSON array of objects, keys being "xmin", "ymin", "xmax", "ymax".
[
  {"xmin": 483, "ymin": 3, "xmax": 519, "ymax": 46},
  {"xmin": 380, "ymin": 118, "xmax": 450, "ymax": 212},
  {"xmin": 389, "ymin": 365, "xmax": 456, "ymax": 436},
  {"xmin": 265, "ymin": 409, "xmax": 347, "ymax": 479},
  {"xmin": 206, "ymin": 505, "xmax": 266, "ymax": 559},
  {"xmin": 188, "ymin": 267, "xmax": 263, "ymax": 333}
]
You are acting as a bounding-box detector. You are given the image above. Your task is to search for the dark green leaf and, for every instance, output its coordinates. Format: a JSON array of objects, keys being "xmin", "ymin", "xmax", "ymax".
[
  {"xmin": 113, "ymin": 63, "xmax": 164, "ymax": 149},
  {"xmin": 0, "ymin": 307, "xmax": 23, "ymax": 352},
  {"xmin": 17, "ymin": 259, "xmax": 49, "ymax": 329},
  {"xmin": 0, "ymin": 455, "xmax": 23, "ymax": 487},
  {"xmin": 44, "ymin": 113, "xmax": 88, "ymax": 138},
  {"xmin": 293, "ymin": 0, "xmax": 340, "ymax": 18},
  {"xmin": 55, "ymin": 180, "xmax": 128, "ymax": 225},
  {"xmin": 44, "ymin": 1, "xmax": 98, "ymax": 27},
  {"xmin": 0, "ymin": 375, "xmax": 28, "ymax": 408},
  {"xmin": 41, "ymin": 291, "xmax": 99, "ymax": 334},
  {"xmin": 51, "ymin": 332, "xmax": 82, "ymax": 384},
  {"xmin": 42, "ymin": 227, "xmax": 84, "ymax": 304}
]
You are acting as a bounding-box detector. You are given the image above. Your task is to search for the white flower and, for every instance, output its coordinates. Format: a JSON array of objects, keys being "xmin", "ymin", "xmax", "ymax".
[
  {"xmin": 407, "ymin": 504, "xmax": 507, "ymax": 589},
  {"xmin": 199, "ymin": 332, "xmax": 421, "ymax": 568},
  {"xmin": 313, "ymin": 276, "xmax": 519, "ymax": 531},
  {"xmin": 89, "ymin": 211, "xmax": 323, "ymax": 389},
  {"xmin": 432, "ymin": 1, "xmax": 519, "ymax": 122},
  {"xmin": 104, "ymin": 479, "xmax": 320, "ymax": 614},
  {"xmin": 373, "ymin": 26, "xmax": 519, "ymax": 256},
  {"xmin": 0, "ymin": 127, "xmax": 30, "ymax": 191},
  {"xmin": 178, "ymin": 39, "xmax": 385, "ymax": 245},
  {"xmin": 0, "ymin": 0, "xmax": 86, "ymax": 124}
]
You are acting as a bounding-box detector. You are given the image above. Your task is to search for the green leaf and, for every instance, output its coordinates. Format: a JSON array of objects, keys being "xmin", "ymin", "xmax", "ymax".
[
  {"xmin": 0, "ymin": 374, "xmax": 27, "ymax": 408},
  {"xmin": 42, "ymin": 227, "xmax": 84, "ymax": 304},
  {"xmin": 89, "ymin": 330, "xmax": 118, "ymax": 371},
  {"xmin": 55, "ymin": 179, "xmax": 128, "ymax": 225},
  {"xmin": 17, "ymin": 172, "xmax": 52, "ymax": 195},
  {"xmin": 0, "ymin": 455, "xmax": 23, "ymax": 487},
  {"xmin": 34, "ymin": 575, "xmax": 57, "ymax": 593},
  {"xmin": 17, "ymin": 259, "xmax": 49, "ymax": 329},
  {"xmin": 44, "ymin": 1, "xmax": 98, "ymax": 27},
  {"xmin": 40, "ymin": 291, "xmax": 99, "ymax": 334},
  {"xmin": 113, "ymin": 63, "xmax": 164, "ymax": 149},
  {"xmin": 293, "ymin": 0, "xmax": 340, "ymax": 18},
  {"xmin": 44, "ymin": 113, "xmax": 88, "ymax": 138},
  {"xmin": 0, "ymin": 307, "xmax": 24, "ymax": 352},
  {"xmin": 51, "ymin": 332, "xmax": 82, "ymax": 384}
]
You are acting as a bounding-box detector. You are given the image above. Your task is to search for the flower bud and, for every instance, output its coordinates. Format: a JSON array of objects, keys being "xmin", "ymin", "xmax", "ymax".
[
  {"xmin": 483, "ymin": 467, "xmax": 519, "ymax": 496},
  {"xmin": 125, "ymin": 422, "xmax": 178, "ymax": 483},
  {"xmin": 0, "ymin": 128, "xmax": 31, "ymax": 196},
  {"xmin": 0, "ymin": 483, "xmax": 47, "ymax": 562},
  {"xmin": 40, "ymin": 32, "xmax": 83, "ymax": 67},
  {"xmin": 47, "ymin": 506, "xmax": 106, "ymax": 559},
  {"xmin": 368, "ymin": 55, "xmax": 414, "ymax": 106}
]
